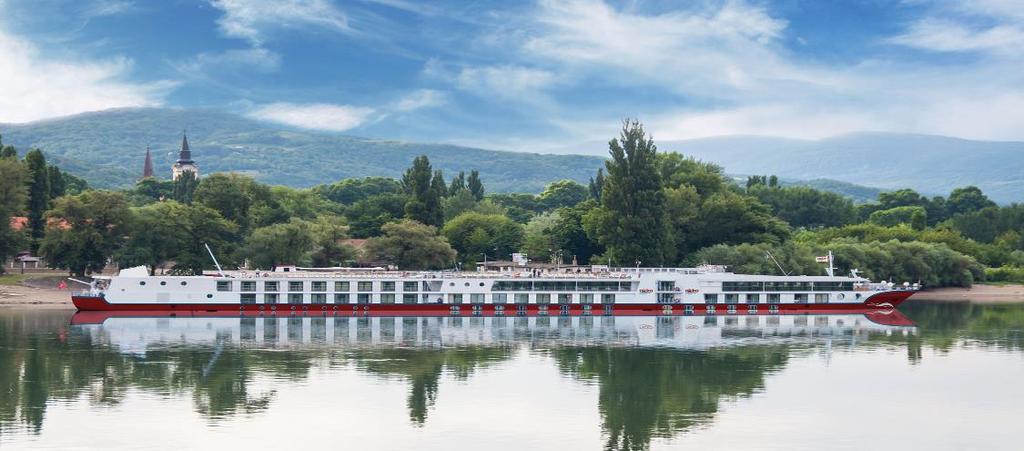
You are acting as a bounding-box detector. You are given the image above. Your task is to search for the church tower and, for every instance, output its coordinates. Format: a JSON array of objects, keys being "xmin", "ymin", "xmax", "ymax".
[
  {"xmin": 141, "ymin": 145, "xmax": 154, "ymax": 179},
  {"xmin": 172, "ymin": 131, "xmax": 199, "ymax": 180}
]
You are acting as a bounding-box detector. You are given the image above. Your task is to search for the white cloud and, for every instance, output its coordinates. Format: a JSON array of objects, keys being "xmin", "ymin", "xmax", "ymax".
[
  {"xmin": 888, "ymin": 17, "xmax": 1024, "ymax": 54},
  {"xmin": 0, "ymin": 28, "xmax": 173, "ymax": 123},
  {"xmin": 392, "ymin": 89, "xmax": 446, "ymax": 112},
  {"xmin": 209, "ymin": 0, "xmax": 350, "ymax": 45},
  {"xmin": 248, "ymin": 102, "xmax": 376, "ymax": 132},
  {"xmin": 456, "ymin": 65, "xmax": 558, "ymax": 98}
]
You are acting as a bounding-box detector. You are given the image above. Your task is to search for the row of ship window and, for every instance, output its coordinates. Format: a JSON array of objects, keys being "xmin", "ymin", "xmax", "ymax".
[
  {"xmin": 702, "ymin": 293, "xmax": 850, "ymax": 303},
  {"xmin": 236, "ymin": 292, "xmax": 619, "ymax": 305},
  {"xmin": 218, "ymin": 280, "xmax": 634, "ymax": 293},
  {"xmin": 721, "ymin": 281, "xmax": 855, "ymax": 292}
]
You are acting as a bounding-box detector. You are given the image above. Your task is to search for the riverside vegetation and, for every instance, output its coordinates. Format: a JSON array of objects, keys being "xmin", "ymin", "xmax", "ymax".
[{"xmin": 1, "ymin": 121, "xmax": 1022, "ymax": 287}]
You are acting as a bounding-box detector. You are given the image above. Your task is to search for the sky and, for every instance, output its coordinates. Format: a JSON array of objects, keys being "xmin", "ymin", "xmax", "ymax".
[{"xmin": 0, "ymin": 0, "xmax": 1022, "ymax": 153}]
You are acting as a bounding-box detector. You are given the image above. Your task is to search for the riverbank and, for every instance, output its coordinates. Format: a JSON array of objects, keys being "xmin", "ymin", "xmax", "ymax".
[{"xmin": 912, "ymin": 284, "xmax": 1024, "ymax": 303}]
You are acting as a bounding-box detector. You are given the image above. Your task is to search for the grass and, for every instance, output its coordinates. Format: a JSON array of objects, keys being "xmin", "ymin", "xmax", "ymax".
[{"xmin": 0, "ymin": 274, "xmax": 27, "ymax": 286}]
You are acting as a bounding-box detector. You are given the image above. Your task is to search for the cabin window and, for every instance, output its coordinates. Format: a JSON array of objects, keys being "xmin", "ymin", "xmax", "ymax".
[
  {"xmin": 288, "ymin": 281, "xmax": 303, "ymax": 292},
  {"xmin": 288, "ymin": 293, "xmax": 303, "ymax": 304},
  {"xmin": 601, "ymin": 293, "xmax": 616, "ymax": 304},
  {"xmin": 217, "ymin": 281, "xmax": 232, "ymax": 292},
  {"xmin": 181, "ymin": 281, "xmax": 187, "ymax": 286},
  {"xmin": 264, "ymin": 294, "xmax": 278, "ymax": 304},
  {"xmin": 722, "ymin": 281, "xmax": 765, "ymax": 291},
  {"xmin": 813, "ymin": 281, "xmax": 854, "ymax": 291},
  {"xmin": 536, "ymin": 294, "xmax": 551, "ymax": 305},
  {"xmin": 746, "ymin": 294, "xmax": 761, "ymax": 304},
  {"xmin": 241, "ymin": 281, "xmax": 256, "ymax": 292},
  {"xmin": 357, "ymin": 294, "xmax": 371, "ymax": 304},
  {"xmin": 704, "ymin": 294, "xmax": 719, "ymax": 304},
  {"xmin": 240, "ymin": 294, "xmax": 256, "ymax": 304},
  {"xmin": 403, "ymin": 281, "xmax": 418, "ymax": 292},
  {"xmin": 448, "ymin": 294, "xmax": 463, "ymax": 304},
  {"xmin": 334, "ymin": 293, "xmax": 350, "ymax": 304},
  {"xmin": 724, "ymin": 294, "xmax": 739, "ymax": 304},
  {"xmin": 139, "ymin": 281, "xmax": 147, "ymax": 286},
  {"xmin": 403, "ymin": 294, "xmax": 417, "ymax": 304},
  {"xmin": 381, "ymin": 281, "xmax": 396, "ymax": 291},
  {"xmin": 657, "ymin": 281, "xmax": 675, "ymax": 291},
  {"xmin": 335, "ymin": 281, "xmax": 350, "ymax": 291},
  {"xmin": 264, "ymin": 281, "xmax": 279, "ymax": 292},
  {"xmin": 311, "ymin": 294, "xmax": 327, "ymax": 304},
  {"xmin": 160, "ymin": 281, "xmax": 166, "ymax": 286},
  {"xmin": 492, "ymin": 280, "xmax": 532, "ymax": 291},
  {"xmin": 794, "ymin": 293, "xmax": 809, "ymax": 303},
  {"xmin": 380, "ymin": 294, "xmax": 396, "ymax": 304},
  {"xmin": 558, "ymin": 294, "xmax": 572, "ymax": 304},
  {"xmin": 311, "ymin": 281, "xmax": 327, "ymax": 292},
  {"xmin": 358, "ymin": 281, "xmax": 373, "ymax": 292},
  {"xmin": 657, "ymin": 293, "xmax": 674, "ymax": 303},
  {"xmin": 580, "ymin": 293, "xmax": 594, "ymax": 304},
  {"xmin": 514, "ymin": 293, "xmax": 529, "ymax": 304},
  {"xmin": 768, "ymin": 294, "xmax": 781, "ymax": 304},
  {"xmin": 492, "ymin": 293, "xmax": 508, "ymax": 304},
  {"xmin": 470, "ymin": 293, "xmax": 485, "ymax": 304},
  {"xmin": 814, "ymin": 293, "xmax": 829, "ymax": 303}
]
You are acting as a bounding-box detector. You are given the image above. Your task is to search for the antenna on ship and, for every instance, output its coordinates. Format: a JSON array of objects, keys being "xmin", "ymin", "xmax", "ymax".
[
  {"xmin": 205, "ymin": 243, "xmax": 226, "ymax": 277},
  {"xmin": 765, "ymin": 250, "xmax": 790, "ymax": 276}
]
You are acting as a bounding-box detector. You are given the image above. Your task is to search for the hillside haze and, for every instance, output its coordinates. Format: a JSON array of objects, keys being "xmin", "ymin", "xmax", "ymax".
[
  {"xmin": 0, "ymin": 108, "xmax": 606, "ymax": 193},
  {"xmin": 658, "ymin": 133, "xmax": 1024, "ymax": 203}
]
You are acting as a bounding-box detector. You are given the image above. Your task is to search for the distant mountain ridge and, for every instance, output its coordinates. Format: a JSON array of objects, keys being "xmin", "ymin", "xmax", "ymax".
[
  {"xmin": 0, "ymin": 108, "xmax": 607, "ymax": 193},
  {"xmin": 3, "ymin": 108, "xmax": 1019, "ymax": 202},
  {"xmin": 657, "ymin": 133, "xmax": 1024, "ymax": 203}
]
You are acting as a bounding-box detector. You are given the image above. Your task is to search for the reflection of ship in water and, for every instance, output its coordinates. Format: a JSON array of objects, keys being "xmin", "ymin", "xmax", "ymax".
[{"xmin": 73, "ymin": 312, "xmax": 915, "ymax": 353}]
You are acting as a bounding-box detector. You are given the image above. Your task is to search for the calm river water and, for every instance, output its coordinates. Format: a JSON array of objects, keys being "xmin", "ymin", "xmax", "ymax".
[{"xmin": 1, "ymin": 300, "xmax": 1022, "ymax": 450}]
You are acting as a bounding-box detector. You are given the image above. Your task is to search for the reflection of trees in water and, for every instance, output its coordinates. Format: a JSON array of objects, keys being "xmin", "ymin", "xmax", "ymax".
[
  {"xmin": 886, "ymin": 300, "xmax": 1024, "ymax": 363},
  {"xmin": 551, "ymin": 346, "xmax": 789, "ymax": 451},
  {"xmin": 350, "ymin": 346, "xmax": 513, "ymax": 425}
]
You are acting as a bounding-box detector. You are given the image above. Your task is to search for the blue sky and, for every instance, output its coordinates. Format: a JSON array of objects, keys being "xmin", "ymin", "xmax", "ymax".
[{"xmin": 1, "ymin": 0, "xmax": 1022, "ymax": 153}]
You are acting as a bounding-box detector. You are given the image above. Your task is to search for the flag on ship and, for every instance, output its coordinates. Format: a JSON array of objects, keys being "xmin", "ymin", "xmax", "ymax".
[{"xmin": 815, "ymin": 256, "xmax": 830, "ymax": 263}]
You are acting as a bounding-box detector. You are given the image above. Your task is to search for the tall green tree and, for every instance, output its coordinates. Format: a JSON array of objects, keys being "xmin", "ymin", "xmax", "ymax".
[
  {"xmin": 467, "ymin": 170, "xmax": 484, "ymax": 201},
  {"xmin": 115, "ymin": 201, "xmax": 190, "ymax": 274},
  {"xmin": 538, "ymin": 179, "xmax": 588, "ymax": 210},
  {"xmin": 401, "ymin": 156, "xmax": 444, "ymax": 226},
  {"xmin": 173, "ymin": 204, "xmax": 238, "ymax": 274},
  {"xmin": 309, "ymin": 215, "xmax": 357, "ymax": 267},
  {"xmin": 172, "ymin": 171, "xmax": 199, "ymax": 205},
  {"xmin": 448, "ymin": 171, "xmax": 466, "ymax": 194},
  {"xmin": 24, "ymin": 149, "xmax": 50, "ymax": 244},
  {"xmin": 0, "ymin": 159, "xmax": 28, "ymax": 271},
  {"xmin": 587, "ymin": 120, "xmax": 673, "ymax": 266},
  {"xmin": 39, "ymin": 191, "xmax": 131, "ymax": 276},
  {"xmin": 588, "ymin": 168, "xmax": 604, "ymax": 201},
  {"xmin": 364, "ymin": 220, "xmax": 457, "ymax": 269},
  {"xmin": 46, "ymin": 165, "xmax": 66, "ymax": 198},
  {"xmin": 193, "ymin": 173, "xmax": 277, "ymax": 233},
  {"xmin": 947, "ymin": 186, "xmax": 996, "ymax": 216}
]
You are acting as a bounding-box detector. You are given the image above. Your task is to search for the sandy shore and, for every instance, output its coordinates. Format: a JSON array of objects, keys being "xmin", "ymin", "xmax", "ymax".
[{"xmin": 0, "ymin": 285, "xmax": 75, "ymax": 309}]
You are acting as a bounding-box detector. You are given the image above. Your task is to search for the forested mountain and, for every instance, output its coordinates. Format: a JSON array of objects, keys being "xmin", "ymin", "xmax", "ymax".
[{"xmin": 0, "ymin": 108, "xmax": 605, "ymax": 193}]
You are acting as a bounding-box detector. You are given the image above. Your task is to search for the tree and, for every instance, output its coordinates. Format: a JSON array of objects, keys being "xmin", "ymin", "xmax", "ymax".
[
  {"xmin": 448, "ymin": 171, "xmax": 466, "ymax": 194},
  {"xmin": 551, "ymin": 200, "xmax": 604, "ymax": 265},
  {"xmin": 401, "ymin": 156, "xmax": 443, "ymax": 226},
  {"xmin": 588, "ymin": 120, "xmax": 673, "ymax": 266},
  {"xmin": 748, "ymin": 185, "xmax": 857, "ymax": 228},
  {"xmin": 172, "ymin": 171, "xmax": 199, "ymax": 205},
  {"xmin": 309, "ymin": 215, "xmax": 357, "ymax": 267},
  {"xmin": 442, "ymin": 212, "xmax": 524, "ymax": 265},
  {"xmin": 46, "ymin": 165, "xmax": 66, "ymax": 198},
  {"xmin": 115, "ymin": 201, "xmax": 190, "ymax": 274},
  {"xmin": 39, "ymin": 191, "xmax": 131, "ymax": 276},
  {"xmin": 442, "ymin": 189, "xmax": 506, "ymax": 222},
  {"xmin": 0, "ymin": 159, "xmax": 28, "ymax": 271},
  {"xmin": 521, "ymin": 211, "xmax": 561, "ymax": 262},
  {"xmin": 24, "ymin": 149, "xmax": 50, "ymax": 244},
  {"xmin": 312, "ymin": 176, "xmax": 403, "ymax": 205},
  {"xmin": 677, "ymin": 191, "xmax": 790, "ymax": 254},
  {"xmin": 588, "ymin": 168, "xmax": 605, "ymax": 201},
  {"xmin": 344, "ymin": 193, "xmax": 409, "ymax": 238},
  {"xmin": 869, "ymin": 206, "xmax": 927, "ymax": 227},
  {"xmin": 538, "ymin": 179, "xmax": 588, "ymax": 210},
  {"xmin": 947, "ymin": 186, "xmax": 996, "ymax": 217},
  {"xmin": 467, "ymin": 170, "xmax": 484, "ymax": 201},
  {"xmin": 193, "ymin": 173, "xmax": 277, "ymax": 233},
  {"xmin": 364, "ymin": 220, "xmax": 457, "ymax": 269},
  {"xmin": 241, "ymin": 219, "xmax": 315, "ymax": 269},
  {"xmin": 172, "ymin": 204, "xmax": 238, "ymax": 274},
  {"xmin": 127, "ymin": 177, "xmax": 174, "ymax": 205}
]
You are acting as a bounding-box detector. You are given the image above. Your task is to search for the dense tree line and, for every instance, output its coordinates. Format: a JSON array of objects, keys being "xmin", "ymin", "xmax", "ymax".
[{"xmin": 7, "ymin": 125, "xmax": 1024, "ymax": 286}]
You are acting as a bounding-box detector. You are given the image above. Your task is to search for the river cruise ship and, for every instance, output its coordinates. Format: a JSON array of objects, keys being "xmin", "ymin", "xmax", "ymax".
[{"xmin": 72, "ymin": 258, "xmax": 918, "ymax": 315}]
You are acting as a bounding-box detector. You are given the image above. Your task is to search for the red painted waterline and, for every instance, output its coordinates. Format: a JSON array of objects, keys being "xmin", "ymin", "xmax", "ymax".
[{"xmin": 70, "ymin": 291, "xmax": 916, "ymax": 327}]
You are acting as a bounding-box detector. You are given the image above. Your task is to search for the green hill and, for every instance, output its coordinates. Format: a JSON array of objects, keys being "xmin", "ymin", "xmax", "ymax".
[{"xmin": 0, "ymin": 108, "xmax": 606, "ymax": 193}]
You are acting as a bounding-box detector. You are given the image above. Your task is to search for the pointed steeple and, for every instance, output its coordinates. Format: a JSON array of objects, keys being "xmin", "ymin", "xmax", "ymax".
[
  {"xmin": 142, "ymin": 145, "xmax": 154, "ymax": 178},
  {"xmin": 177, "ymin": 130, "xmax": 193, "ymax": 164}
]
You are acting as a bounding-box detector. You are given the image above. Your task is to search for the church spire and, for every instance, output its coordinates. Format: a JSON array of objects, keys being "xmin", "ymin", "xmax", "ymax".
[
  {"xmin": 142, "ymin": 145, "xmax": 154, "ymax": 178},
  {"xmin": 178, "ymin": 130, "xmax": 193, "ymax": 163}
]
